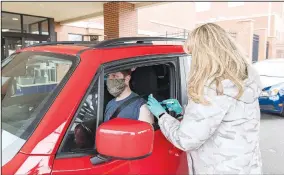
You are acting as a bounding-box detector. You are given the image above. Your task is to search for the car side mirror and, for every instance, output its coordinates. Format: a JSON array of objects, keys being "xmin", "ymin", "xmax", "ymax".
[{"xmin": 96, "ymin": 118, "xmax": 154, "ymax": 160}]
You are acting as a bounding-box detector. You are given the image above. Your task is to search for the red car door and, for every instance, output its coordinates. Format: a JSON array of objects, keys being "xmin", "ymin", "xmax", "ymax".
[
  {"xmin": 51, "ymin": 73, "xmax": 132, "ymax": 175},
  {"xmin": 127, "ymin": 55, "xmax": 189, "ymax": 174},
  {"xmin": 52, "ymin": 156, "xmax": 131, "ymax": 175},
  {"xmin": 129, "ymin": 130, "xmax": 188, "ymax": 174},
  {"xmin": 51, "ymin": 131, "xmax": 188, "ymax": 175},
  {"xmin": 51, "ymin": 50, "xmax": 188, "ymax": 175}
]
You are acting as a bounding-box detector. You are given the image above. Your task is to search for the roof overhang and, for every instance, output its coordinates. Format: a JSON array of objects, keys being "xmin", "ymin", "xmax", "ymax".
[{"xmin": 2, "ymin": 2, "xmax": 165, "ymax": 24}]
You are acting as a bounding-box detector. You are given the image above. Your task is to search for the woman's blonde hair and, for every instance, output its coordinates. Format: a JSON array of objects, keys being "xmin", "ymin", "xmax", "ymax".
[{"xmin": 183, "ymin": 23, "xmax": 249, "ymax": 104}]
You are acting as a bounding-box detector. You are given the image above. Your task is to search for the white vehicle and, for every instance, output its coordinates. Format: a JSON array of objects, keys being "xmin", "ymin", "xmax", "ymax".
[{"xmin": 253, "ymin": 59, "xmax": 284, "ymax": 116}]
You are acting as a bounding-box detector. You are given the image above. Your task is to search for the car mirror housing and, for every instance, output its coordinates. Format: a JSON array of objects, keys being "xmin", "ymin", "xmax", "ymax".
[{"xmin": 96, "ymin": 118, "xmax": 154, "ymax": 160}]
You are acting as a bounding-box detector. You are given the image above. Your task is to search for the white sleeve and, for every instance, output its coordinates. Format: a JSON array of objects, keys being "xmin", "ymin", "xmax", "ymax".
[
  {"xmin": 139, "ymin": 104, "xmax": 155, "ymax": 124},
  {"xmin": 158, "ymin": 95, "xmax": 231, "ymax": 151}
]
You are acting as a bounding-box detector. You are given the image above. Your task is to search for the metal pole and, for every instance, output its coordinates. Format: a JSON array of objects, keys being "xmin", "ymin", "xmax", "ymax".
[{"xmin": 166, "ymin": 31, "xmax": 168, "ymax": 44}]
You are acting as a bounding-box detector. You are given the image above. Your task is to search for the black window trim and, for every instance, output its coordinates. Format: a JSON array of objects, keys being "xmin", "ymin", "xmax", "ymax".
[
  {"xmin": 2, "ymin": 50, "xmax": 80, "ymax": 150},
  {"xmin": 55, "ymin": 53, "xmax": 185, "ymax": 160}
]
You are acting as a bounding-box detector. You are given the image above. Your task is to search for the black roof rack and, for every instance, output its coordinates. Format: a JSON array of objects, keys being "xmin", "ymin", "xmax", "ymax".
[
  {"xmin": 26, "ymin": 37, "xmax": 185, "ymax": 49},
  {"xmin": 26, "ymin": 41, "xmax": 100, "ymax": 48},
  {"xmin": 94, "ymin": 37, "xmax": 185, "ymax": 48}
]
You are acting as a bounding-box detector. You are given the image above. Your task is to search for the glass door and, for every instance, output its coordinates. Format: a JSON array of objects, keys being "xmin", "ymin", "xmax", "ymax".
[{"xmin": 1, "ymin": 37, "xmax": 22, "ymax": 60}]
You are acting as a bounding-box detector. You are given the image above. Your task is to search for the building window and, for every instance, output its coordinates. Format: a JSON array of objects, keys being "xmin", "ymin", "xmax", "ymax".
[
  {"xmin": 1, "ymin": 12, "xmax": 21, "ymax": 33},
  {"xmin": 90, "ymin": 35, "xmax": 99, "ymax": 41},
  {"xmin": 25, "ymin": 40, "xmax": 40, "ymax": 47},
  {"xmin": 68, "ymin": 34, "xmax": 83, "ymax": 41},
  {"xmin": 1, "ymin": 12, "xmax": 50, "ymax": 35},
  {"xmin": 41, "ymin": 20, "xmax": 49, "ymax": 35},
  {"xmin": 23, "ymin": 15, "xmax": 47, "ymax": 34},
  {"xmin": 30, "ymin": 23, "xmax": 39, "ymax": 34},
  {"xmin": 195, "ymin": 2, "xmax": 211, "ymax": 12},
  {"xmin": 228, "ymin": 2, "xmax": 244, "ymax": 7}
]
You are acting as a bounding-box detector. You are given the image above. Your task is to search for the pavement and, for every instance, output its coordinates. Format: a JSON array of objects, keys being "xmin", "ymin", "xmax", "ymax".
[{"xmin": 260, "ymin": 113, "xmax": 284, "ymax": 174}]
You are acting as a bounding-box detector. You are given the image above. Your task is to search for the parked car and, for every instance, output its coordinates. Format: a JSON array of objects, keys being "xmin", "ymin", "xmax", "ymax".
[
  {"xmin": 1, "ymin": 38, "xmax": 190, "ymax": 175},
  {"xmin": 253, "ymin": 59, "xmax": 284, "ymax": 116}
]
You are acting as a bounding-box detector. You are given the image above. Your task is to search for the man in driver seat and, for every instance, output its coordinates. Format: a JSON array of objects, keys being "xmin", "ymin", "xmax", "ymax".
[{"xmin": 104, "ymin": 69, "xmax": 154, "ymax": 124}]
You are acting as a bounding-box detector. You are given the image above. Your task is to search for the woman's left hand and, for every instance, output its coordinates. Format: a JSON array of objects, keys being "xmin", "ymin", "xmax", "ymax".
[
  {"xmin": 161, "ymin": 99, "xmax": 183, "ymax": 115},
  {"xmin": 147, "ymin": 94, "xmax": 166, "ymax": 119}
]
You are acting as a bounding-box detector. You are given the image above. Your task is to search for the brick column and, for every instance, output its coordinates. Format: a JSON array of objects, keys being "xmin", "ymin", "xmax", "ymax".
[
  {"xmin": 103, "ymin": 2, "xmax": 138, "ymax": 39},
  {"xmin": 254, "ymin": 28, "xmax": 268, "ymax": 61},
  {"xmin": 237, "ymin": 19, "xmax": 254, "ymax": 62}
]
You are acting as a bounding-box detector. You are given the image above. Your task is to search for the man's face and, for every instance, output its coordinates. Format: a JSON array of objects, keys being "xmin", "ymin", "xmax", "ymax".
[
  {"xmin": 107, "ymin": 72, "xmax": 131, "ymax": 86},
  {"xmin": 106, "ymin": 71, "xmax": 131, "ymax": 97}
]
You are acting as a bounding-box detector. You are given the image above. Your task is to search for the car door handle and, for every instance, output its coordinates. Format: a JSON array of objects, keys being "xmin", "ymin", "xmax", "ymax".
[{"xmin": 168, "ymin": 146, "xmax": 183, "ymax": 156}]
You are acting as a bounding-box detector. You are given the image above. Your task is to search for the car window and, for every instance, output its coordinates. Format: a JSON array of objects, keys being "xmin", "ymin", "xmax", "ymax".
[
  {"xmin": 59, "ymin": 79, "xmax": 99, "ymax": 153},
  {"xmin": 253, "ymin": 60, "xmax": 284, "ymax": 77},
  {"xmin": 253, "ymin": 60, "xmax": 284, "ymax": 88},
  {"xmin": 1, "ymin": 51, "xmax": 75, "ymax": 165}
]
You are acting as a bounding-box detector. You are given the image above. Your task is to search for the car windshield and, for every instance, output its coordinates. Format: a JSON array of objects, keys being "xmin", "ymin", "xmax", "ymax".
[
  {"xmin": 253, "ymin": 60, "xmax": 284, "ymax": 77},
  {"xmin": 253, "ymin": 60, "xmax": 284, "ymax": 88},
  {"xmin": 1, "ymin": 51, "xmax": 75, "ymax": 165}
]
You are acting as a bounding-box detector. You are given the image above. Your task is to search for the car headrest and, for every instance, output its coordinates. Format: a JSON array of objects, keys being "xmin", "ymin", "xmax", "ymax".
[
  {"xmin": 155, "ymin": 65, "xmax": 167, "ymax": 79},
  {"xmin": 130, "ymin": 66, "xmax": 158, "ymax": 97}
]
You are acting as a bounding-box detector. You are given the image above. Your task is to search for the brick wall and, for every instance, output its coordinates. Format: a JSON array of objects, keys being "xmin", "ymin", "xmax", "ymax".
[{"xmin": 104, "ymin": 2, "xmax": 137, "ymax": 39}]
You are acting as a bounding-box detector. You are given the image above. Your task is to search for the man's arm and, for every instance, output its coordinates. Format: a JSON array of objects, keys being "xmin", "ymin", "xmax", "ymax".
[{"xmin": 139, "ymin": 104, "xmax": 154, "ymax": 124}]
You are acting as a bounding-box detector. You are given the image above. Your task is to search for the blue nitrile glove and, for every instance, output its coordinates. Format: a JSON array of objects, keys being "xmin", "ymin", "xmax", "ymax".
[
  {"xmin": 161, "ymin": 99, "xmax": 183, "ymax": 115},
  {"xmin": 147, "ymin": 94, "xmax": 166, "ymax": 119}
]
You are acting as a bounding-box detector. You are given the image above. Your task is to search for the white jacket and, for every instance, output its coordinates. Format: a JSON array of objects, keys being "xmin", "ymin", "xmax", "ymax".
[{"xmin": 159, "ymin": 67, "xmax": 263, "ymax": 175}]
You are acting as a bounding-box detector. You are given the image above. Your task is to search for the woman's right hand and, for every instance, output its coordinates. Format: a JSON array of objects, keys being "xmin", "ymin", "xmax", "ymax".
[{"xmin": 161, "ymin": 99, "xmax": 183, "ymax": 115}]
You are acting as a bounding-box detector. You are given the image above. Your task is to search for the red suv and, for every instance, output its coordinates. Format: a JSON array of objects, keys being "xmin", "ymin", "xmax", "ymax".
[{"xmin": 2, "ymin": 37, "xmax": 191, "ymax": 175}]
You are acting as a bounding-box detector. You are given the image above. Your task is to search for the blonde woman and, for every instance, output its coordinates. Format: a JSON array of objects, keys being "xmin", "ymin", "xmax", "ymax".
[{"xmin": 147, "ymin": 23, "xmax": 263, "ymax": 174}]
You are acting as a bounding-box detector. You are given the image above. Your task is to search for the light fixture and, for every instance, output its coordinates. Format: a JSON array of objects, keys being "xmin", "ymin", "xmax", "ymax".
[
  {"xmin": 12, "ymin": 18, "xmax": 19, "ymax": 21},
  {"xmin": 2, "ymin": 29, "xmax": 9, "ymax": 32}
]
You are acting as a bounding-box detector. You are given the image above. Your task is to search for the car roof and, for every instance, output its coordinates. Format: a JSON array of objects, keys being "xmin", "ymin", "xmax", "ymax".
[
  {"xmin": 18, "ymin": 37, "xmax": 185, "ymax": 57},
  {"xmin": 20, "ymin": 45, "xmax": 89, "ymax": 56}
]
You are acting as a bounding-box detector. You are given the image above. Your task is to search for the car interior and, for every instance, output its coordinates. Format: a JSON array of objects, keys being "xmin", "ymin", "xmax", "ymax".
[
  {"xmin": 103, "ymin": 64, "xmax": 171, "ymax": 112},
  {"xmin": 61, "ymin": 64, "xmax": 172, "ymax": 153}
]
